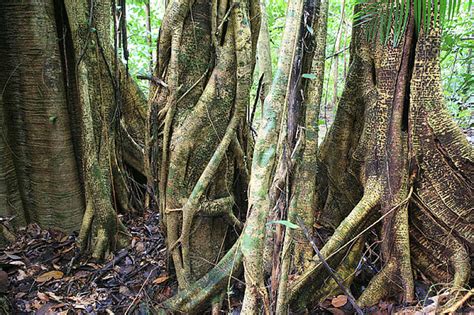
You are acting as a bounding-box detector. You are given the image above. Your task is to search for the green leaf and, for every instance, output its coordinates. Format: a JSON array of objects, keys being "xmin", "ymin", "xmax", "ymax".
[
  {"xmin": 415, "ymin": 0, "xmax": 422, "ymax": 32},
  {"xmin": 267, "ymin": 220, "xmax": 300, "ymax": 229},
  {"xmin": 302, "ymin": 73, "xmax": 317, "ymax": 79},
  {"xmin": 384, "ymin": 0, "xmax": 394, "ymax": 45},
  {"xmin": 440, "ymin": 0, "xmax": 447, "ymax": 25},
  {"xmin": 393, "ymin": 0, "xmax": 404, "ymax": 46},
  {"xmin": 424, "ymin": 0, "xmax": 431, "ymax": 34}
]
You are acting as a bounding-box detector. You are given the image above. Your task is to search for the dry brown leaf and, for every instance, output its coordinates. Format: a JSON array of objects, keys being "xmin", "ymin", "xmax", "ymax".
[
  {"xmin": 153, "ymin": 275, "xmax": 169, "ymax": 284},
  {"xmin": 135, "ymin": 241, "xmax": 145, "ymax": 252},
  {"xmin": 36, "ymin": 270, "xmax": 64, "ymax": 283},
  {"xmin": 37, "ymin": 292, "xmax": 49, "ymax": 301},
  {"xmin": 16, "ymin": 269, "xmax": 27, "ymax": 281},
  {"xmin": 331, "ymin": 295, "xmax": 348, "ymax": 308},
  {"xmin": 46, "ymin": 291, "xmax": 63, "ymax": 302}
]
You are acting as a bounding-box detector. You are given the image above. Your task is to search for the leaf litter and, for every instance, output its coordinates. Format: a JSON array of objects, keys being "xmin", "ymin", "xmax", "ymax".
[{"xmin": 0, "ymin": 211, "xmax": 173, "ymax": 314}]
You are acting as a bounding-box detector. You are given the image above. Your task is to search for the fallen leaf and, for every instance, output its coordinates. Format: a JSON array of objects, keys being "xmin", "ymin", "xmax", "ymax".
[
  {"xmin": 331, "ymin": 295, "xmax": 348, "ymax": 308},
  {"xmin": 36, "ymin": 270, "xmax": 64, "ymax": 283},
  {"xmin": 37, "ymin": 292, "xmax": 50, "ymax": 301},
  {"xmin": 119, "ymin": 286, "xmax": 131, "ymax": 296},
  {"xmin": 15, "ymin": 292, "xmax": 27, "ymax": 299},
  {"xmin": 135, "ymin": 241, "xmax": 145, "ymax": 252},
  {"xmin": 46, "ymin": 292, "xmax": 63, "ymax": 302},
  {"xmin": 153, "ymin": 275, "xmax": 169, "ymax": 284},
  {"xmin": 16, "ymin": 269, "xmax": 27, "ymax": 281},
  {"xmin": 6, "ymin": 253, "xmax": 21, "ymax": 260}
]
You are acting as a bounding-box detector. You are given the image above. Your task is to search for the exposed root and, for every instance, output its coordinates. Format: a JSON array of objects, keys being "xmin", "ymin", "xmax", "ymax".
[
  {"xmin": 78, "ymin": 198, "xmax": 130, "ymax": 259},
  {"xmin": 0, "ymin": 223, "xmax": 16, "ymax": 244},
  {"xmin": 289, "ymin": 179, "xmax": 382, "ymax": 304},
  {"xmin": 161, "ymin": 241, "xmax": 242, "ymax": 313},
  {"xmin": 357, "ymin": 260, "xmax": 396, "ymax": 307},
  {"xmin": 312, "ymin": 237, "xmax": 365, "ymax": 304},
  {"xmin": 441, "ymin": 288, "xmax": 474, "ymax": 314},
  {"xmin": 199, "ymin": 197, "xmax": 243, "ymax": 229}
]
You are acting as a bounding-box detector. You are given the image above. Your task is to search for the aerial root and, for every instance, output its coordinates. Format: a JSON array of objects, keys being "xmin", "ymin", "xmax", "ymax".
[{"xmin": 199, "ymin": 196, "xmax": 243, "ymax": 229}]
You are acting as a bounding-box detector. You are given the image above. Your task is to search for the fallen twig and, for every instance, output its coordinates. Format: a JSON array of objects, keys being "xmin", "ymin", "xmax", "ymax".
[
  {"xmin": 442, "ymin": 289, "xmax": 473, "ymax": 314},
  {"xmin": 124, "ymin": 267, "xmax": 158, "ymax": 315},
  {"xmin": 93, "ymin": 249, "xmax": 129, "ymax": 282},
  {"xmin": 296, "ymin": 217, "xmax": 364, "ymax": 315}
]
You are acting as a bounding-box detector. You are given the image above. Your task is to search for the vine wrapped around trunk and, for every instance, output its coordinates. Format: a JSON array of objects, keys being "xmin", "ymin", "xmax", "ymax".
[{"xmin": 147, "ymin": 0, "xmax": 260, "ymax": 307}]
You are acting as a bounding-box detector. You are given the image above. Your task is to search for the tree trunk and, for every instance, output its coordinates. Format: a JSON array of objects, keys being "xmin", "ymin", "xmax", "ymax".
[
  {"xmin": 328, "ymin": 0, "xmax": 345, "ymax": 123},
  {"xmin": 160, "ymin": 2, "xmax": 472, "ymax": 313},
  {"xmin": 289, "ymin": 6, "xmax": 472, "ymax": 311},
  {"xmin": 0, "ymin": 0, "xmax": 146, "ymax": 257},
  {"xmin": 147, "ymin": 0, "xmax": 259, "ymax": 297}
]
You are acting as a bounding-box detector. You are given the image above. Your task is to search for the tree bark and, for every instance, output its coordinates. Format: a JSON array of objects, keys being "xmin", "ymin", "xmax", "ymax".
[
  {"xmin": 0, "ymin": 0, "xmax": 146, "ymax": 258},
  {"xmin": 289, "ymin": 6, "xmax": 473, "ymax": 311}
]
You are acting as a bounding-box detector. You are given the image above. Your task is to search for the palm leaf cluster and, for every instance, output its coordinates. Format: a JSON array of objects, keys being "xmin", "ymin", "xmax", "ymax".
[{"xmin": 354, "ymin": 0, "xmax": 471, "ymax": 46}]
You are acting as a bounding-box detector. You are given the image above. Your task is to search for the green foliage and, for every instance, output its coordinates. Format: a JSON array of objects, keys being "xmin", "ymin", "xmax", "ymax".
[
  {"xmin": 440, "ymin": 3, "xmax": 473, "ymax": 129},
  {"xmin": 354, "ymin": 0, "xmax": 470, "ymax": 46},
  {"xmin": 266, "ymin": 0, "xmax": 288, "ymax": 69},
  {"xmin": 126, "ymin": 0, "xmax": 163, "ymax": 94}
]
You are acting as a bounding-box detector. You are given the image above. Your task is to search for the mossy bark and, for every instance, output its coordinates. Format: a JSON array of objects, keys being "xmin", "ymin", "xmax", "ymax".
[{"xmin": 160, "ymin": 2, "xmax": 472, "ymax": 313}]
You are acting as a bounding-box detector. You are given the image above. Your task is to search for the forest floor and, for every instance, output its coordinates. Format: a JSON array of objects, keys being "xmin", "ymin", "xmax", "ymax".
[
  {"xmin": 1, "ymin": 211, "xmax": 174, "ymax": 314},
  {"xmin": 1, "ymin": 210, "xmax": 473, "ymax": 314}
]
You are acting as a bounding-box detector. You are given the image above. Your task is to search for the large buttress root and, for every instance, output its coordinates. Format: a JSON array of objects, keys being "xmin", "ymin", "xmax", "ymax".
[
  {"xmin": 0, "ymin": 2, "xmax": 84, "ymax": 232},
  {"xmin": 288, "ymin": 6, "xmax": 472, "ymax": 310},
  {"xmin": 0, "ymin": 0, "xmax": 144, "ymax": 255},
  {"xmin": 161, "ymin": 241, "xmax": 243, "ymax": 313}
]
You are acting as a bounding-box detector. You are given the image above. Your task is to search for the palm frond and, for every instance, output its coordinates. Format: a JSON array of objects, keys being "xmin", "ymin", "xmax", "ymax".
[{"xmin": 354, "ymin": 0, "xmax": 466, "ymax": 46}]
